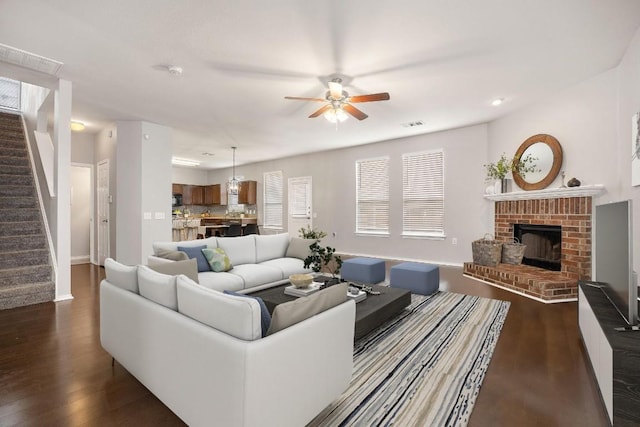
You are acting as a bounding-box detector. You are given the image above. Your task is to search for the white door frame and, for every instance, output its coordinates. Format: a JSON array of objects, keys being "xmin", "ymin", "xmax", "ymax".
[
  {"xmin": 97, "ymin": 159, "xmax": 110, "ymax": 265},
  {"xmin": 71, "ymin": 162, "xmax": 95, "ymax": 264}
]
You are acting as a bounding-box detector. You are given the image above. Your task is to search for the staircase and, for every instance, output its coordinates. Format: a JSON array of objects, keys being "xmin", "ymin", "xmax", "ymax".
[{"xmin": 0, "ymin": 111, "xmax": 55, "ymax": 310}]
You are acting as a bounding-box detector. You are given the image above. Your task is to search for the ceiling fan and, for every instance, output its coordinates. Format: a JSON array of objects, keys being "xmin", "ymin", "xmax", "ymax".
[{"xmin": 284, "ymin": 78, "xmax": 390, "ymax": 122}]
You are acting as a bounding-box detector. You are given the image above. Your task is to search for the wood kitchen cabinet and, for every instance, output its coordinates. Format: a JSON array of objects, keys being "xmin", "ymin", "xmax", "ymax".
[
  {"xmin": 238, "ymin": 180, "xmax": 257, "ymax": 205},
  {"xmin": 172, "ymin": 183, "xmax": 183, "ymax": 194},
  {"xmin": 183, "ymin": 185, "xmax": 204, "ymax": 205},
  {"xmin": 204, "ymin": 184, "xmax": 227, "ymax": 205}
]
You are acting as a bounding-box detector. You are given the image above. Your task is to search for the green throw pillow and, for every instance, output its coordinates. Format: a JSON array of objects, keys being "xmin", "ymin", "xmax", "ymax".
[{"xmin": 202, "ymin": 248, "xmax": 233, "ymax": 272}]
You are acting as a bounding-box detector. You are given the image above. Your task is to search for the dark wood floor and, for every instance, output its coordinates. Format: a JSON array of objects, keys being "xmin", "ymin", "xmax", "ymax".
[{"xmin": 0, "ymin": 264, "xmax": 609, "ymax": 426}]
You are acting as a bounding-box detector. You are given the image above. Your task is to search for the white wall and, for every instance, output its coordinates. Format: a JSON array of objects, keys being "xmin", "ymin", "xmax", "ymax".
[
  {"xmin": 172, "ymin": 166, "xmax": 208, "ymax": 185},
  {"xmin": 207, "ymin": 124, "xmax": 490, "ymax": 266},
  {"xmin": 71, "ymin": 132, "xmax": 95, "ymax": 164},
  {"xmin": 116, "ymin": 121, "xmax": 172, "ymax": 265}
]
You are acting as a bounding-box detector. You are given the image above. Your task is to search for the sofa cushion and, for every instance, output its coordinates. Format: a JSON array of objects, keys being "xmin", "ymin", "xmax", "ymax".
[
  {"xmin": 176, "ymin": 276, "xmax": 262, "ymax": 341},
  {"xmin": 285, "ymin": 237, "xmax": 312, "ymax": 260},
  {"xmin": 260, "ymin": 258, "xmax": 312, "ymax": 278},
  {"xmin": 267, "ymin": 283, "xmax": 348, "ymax": 335},
  {"xmin": 217, "ymin": 235, "xmax": 256, "ymax": 266},
  {"xmin": 230, "ymin": 264, "xmax": 284, "ymax": 288},
  {"xmin": 148, "ymin": 258, "xmax": 199, "ymax": 283},
  {"xmin": 138, "ymin": 265, "xmax": 178, "ymax": 310},
  {"xmin": 224, "ymin": 290, "xmax": 271, "ymax": 337},
  {"xmin": 153, "ymin": 236, "xmax": 217, "ymax": 254},
  {"xmin": 154, "ymin": 248, "xmax": 189, "ymax": 261},
  {"xmin": 104, "ymin": 258, "xmax": 138, "ymax": 293},
  {"xmin": 178, "ymin": 245, "xmax": 210, "ymax": 272},
  {"xmin": 198, "ymin": 271, "xmax": 245, "ymax": 292},
  {"xmin": 255, "ymin": 233, "xmax": 289, "ymax": 263},
  {"xmin": 202, "ymin": 248, "xmax": 233, "ymax": 272}
]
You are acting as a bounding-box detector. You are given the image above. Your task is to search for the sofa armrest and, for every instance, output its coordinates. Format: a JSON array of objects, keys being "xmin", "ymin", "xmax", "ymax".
[{"xmin": 147, "ymin": 254, "xmax": 174, "ymax": 266}]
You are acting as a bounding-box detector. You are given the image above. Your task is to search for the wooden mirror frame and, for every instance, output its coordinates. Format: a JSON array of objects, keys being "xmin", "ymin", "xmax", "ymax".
[{"xmin": 512, "ymin": 134, "xmax": 563, "ymax": 191}]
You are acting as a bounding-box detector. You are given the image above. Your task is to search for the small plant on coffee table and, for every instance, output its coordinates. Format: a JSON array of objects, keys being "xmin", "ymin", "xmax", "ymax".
[{"xmin": 299, "ymin": 226, "xmax": 342, "ymax": 282}]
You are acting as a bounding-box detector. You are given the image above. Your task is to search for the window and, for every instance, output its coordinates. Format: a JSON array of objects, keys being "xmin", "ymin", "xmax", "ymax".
[
  {"xmin": 402, "ymin": 149, "xmax": 445, "ymax": 238},
  {"xmin": 356, "ymin": 157, "xmax": 389, "ymax": 235},
  {"xmin": 263, "ymin": 171, "xmax": 283, "ymax": 229},
  {"xmin": 0, "ymin": 77, "xmax": 20, "ymax": 111}
]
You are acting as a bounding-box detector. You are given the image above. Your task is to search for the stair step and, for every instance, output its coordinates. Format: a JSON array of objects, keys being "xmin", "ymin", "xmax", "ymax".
[
  {"xmin": 0, "ymin": 249, "xmax": 48, "ymax": 269},
  {"xmin": 0, "ymin": 138, "xmax": 26, "ymax": 150},
  {"xmin": 0, "ymin": 186, "xmax": 35, "ymax": 197},
  {"xmin": 0, "ymin": 156, "xmax": 29, "ymax": 167},
  {"xmin": 0, "ymin": 165, "xmax": 31, "ymax": 176},
  {"xmin": 0, "ymin": 221, "xmax": 42, "ymax": 237},
  {"xmin": 0, "ymin": 234, "xmax": 46, "ymax": 252},
  {"xmin": 0, "ymin": 208, "xmax": 41, "ymax": 223},
  {"xmin": 0, "ymin": 174, "xmax": 33, "ymax": 186},
  {"xmin": 0, "ymin": 265, "xmax": 52, "ymax": 286},
  {"xmin": 0, "ymin": 196, "xmax": 37, "ymax": 209},
  {"xmin": 0, "ymin": 147, "xmax": 27, "ymax": 158},
  {"xmin": 0, "ymin": 282, "xmax": 55, "ymax": 310}
]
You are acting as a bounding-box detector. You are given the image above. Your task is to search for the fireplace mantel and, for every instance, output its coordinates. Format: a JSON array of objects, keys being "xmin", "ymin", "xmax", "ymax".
[{"xmin": 484, "ymin": 184, "xmax": 604, "ymax": 201}]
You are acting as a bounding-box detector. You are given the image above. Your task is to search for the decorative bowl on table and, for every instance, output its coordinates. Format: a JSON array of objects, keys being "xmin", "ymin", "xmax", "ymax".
[{"xmin": 289, "ymin": 273, "xmax": 314, "ymax": 289}]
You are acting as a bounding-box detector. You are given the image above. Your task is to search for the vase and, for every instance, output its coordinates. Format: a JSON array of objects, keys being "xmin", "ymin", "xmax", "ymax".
[
  {"xmin": 501, "ymin": 178, "xmax": 508, "ymax": 193},
  {"xmin": 494, "ymin": 180, "xmax": 502, "ymax": 194}
]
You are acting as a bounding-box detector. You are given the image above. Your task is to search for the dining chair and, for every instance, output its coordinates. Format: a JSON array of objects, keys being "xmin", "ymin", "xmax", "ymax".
[
  {"xmin": 225, "ymin": 223, "xmax": 242, "ymax": 237},
  {"xmin": 243, "ymin": 223, "xmax": 258, "ymax": 235}
]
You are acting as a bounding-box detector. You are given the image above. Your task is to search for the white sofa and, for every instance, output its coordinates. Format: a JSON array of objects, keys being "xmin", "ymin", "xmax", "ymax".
[
  {"xmin": 100, "ymin": 259, "xmax": 355, "ymax": 427},
  {"xmin": 148, "ymin": 232, "xmax": 312, "ymax": 293}
]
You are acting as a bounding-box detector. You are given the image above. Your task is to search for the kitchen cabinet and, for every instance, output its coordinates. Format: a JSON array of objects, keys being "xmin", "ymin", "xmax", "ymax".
[
  {"xmin": 172, "ymin": 183, "xmax": 183, "ymax": 194},
  {"xmin": 238, "ymin": 180, "xmax": 257, "ymax": 205},
  {"xmin": 204, "ymin": 184, "xmax": 224, "ymax": 205},
  {"xmin": 183, "ymin": 185, "xmax": 204, "ymax": 205}
]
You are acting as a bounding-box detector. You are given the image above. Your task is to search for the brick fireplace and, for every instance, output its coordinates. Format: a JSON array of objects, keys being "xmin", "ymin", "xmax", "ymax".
[{"xmin": 463, "ymin": 186, "xmax": 604, "ymax": 302}]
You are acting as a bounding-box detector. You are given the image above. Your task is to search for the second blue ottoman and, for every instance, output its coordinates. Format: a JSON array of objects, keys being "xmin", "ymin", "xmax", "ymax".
[
  {"xmin": 390, "ymin": 262, "xmax": 439, "ymax": 295},
  {"xmin": 341, "ymin": 257, "xmax": 386, "ymax": 284}
]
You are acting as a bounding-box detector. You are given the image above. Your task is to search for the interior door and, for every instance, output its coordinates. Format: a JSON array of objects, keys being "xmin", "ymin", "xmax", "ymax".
[
  {"xmin": 97, "ymin": 159, "xmax": 110, "ymax": 265},
  {"xmin": 288, "ymin": 176, "xmax": 312, "ymax": 235}
]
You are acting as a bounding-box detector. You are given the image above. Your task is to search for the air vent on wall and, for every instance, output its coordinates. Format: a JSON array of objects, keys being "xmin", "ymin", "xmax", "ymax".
[
  {"xmin": 0, "ymin": 43, "xmax": 63, "ymax": 76},
  {"xmin": 401, "ymin": 120, "xmax": 424, "ymax": 128}
]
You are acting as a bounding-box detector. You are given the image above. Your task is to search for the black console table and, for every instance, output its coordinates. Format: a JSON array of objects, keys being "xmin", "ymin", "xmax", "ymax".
[{"xmin": 578, "ymin": 281, "xmax": 640, "ymax": 426}]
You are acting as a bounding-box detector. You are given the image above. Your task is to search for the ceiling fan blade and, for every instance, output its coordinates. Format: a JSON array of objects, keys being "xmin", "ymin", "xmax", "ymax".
[
  {"xmin": 284, "ymin": 96, "xmax": 326, "ymax": 102},
  {"xmin": 343, "ymin": 104, "xmax": 368, "ymax": 120},
  {"xmin": 349, "ymin": 92, "xmax": 390, "ymax": 103},
  {"xmin": 328, "ymin": 80, "xmax": 343, "ymax": 99},
  {"xmin": 308, "ymin": 104, "xmax": 332, "ymax": 118}
]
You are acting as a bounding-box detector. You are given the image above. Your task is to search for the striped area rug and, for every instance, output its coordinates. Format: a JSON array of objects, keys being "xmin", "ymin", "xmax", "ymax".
[{"xmin": 309, "ymin": 291, "xmax": 510, "ymax": 427}]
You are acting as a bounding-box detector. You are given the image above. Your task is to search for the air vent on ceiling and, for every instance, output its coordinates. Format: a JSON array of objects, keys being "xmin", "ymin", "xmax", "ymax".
[
  {"xmin": 401, "ymin": 120, "xmax": 424, "ymax": 128},
  {"xmin": 0, "ymin": 43, "xmax": 63, "ymax": 76}
]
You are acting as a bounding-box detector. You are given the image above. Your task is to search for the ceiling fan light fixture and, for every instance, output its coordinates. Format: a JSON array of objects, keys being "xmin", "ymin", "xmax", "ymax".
[
  {"xmin": 328, "ymin": 79, "xmax": 343, "ymax": 100},
  {"xmin": 324, "ymin": 107, "xmax": 348, "ymax": 123}
]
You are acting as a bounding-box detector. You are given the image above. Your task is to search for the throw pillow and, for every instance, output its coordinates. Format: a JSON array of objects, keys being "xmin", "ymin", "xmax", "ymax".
[
  {"xmin": 155, "ymin": 248, "xmax": 189, "ymax": 261},
  {"xmin": 137, "ymin": 265, "xmax": 179, "ymax": 310},
  {"xmin": 148, "ymin": 258, "xmax": 199, "ymax": 283},
  {"xmin": 201, "ymin": 248, "xmax": 233, "ymax": 272},
  {"xmin": 286, "ymin": 237, "xmax": 313, "ymax": 260},
  {"xmin": 267, "ymin": 282, "xmax": 348, "ymax": 335},
  {"xmin": 104, "ymin": 258, "xmax": 139, "ymax": 293},
  {"xmin": 224, "ymin": 290, "xmax": 271, "ymax": 337},
  {"xmin": 177, "ymin": 245, "xmax": 210, "ymax": 272}
]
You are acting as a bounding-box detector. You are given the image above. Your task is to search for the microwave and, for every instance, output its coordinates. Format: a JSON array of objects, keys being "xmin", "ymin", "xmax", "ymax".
[{"xmin": 172, "ymin": 194, "xmax": 183, "ymax": 207}]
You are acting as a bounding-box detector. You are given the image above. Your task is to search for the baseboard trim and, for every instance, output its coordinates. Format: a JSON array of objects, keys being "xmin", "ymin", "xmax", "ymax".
[
  {"xmin": 54, "ymin": 294, "xmax": 74, "ymax": 302},
  {"xmin": 337, "ymin": 252, "xmax": 463, "ymax": 268},
  {"xmin": 71, "ymin": 256, "xmax": 90, "ymax": 265},
  {"xmin": 463, "ymin": 274, "xmax": 577, "ymax": 304}
]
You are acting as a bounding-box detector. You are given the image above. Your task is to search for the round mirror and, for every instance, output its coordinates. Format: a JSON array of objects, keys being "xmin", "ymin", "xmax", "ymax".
[{"xmin": 512, "ymin": 134, "xmax": 563, "ymax": 191}]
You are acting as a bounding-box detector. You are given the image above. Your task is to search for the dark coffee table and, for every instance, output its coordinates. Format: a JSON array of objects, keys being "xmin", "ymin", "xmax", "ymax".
[{"xmin": 249, "ymin": 283, "xmax": 411, "ymax": 340}]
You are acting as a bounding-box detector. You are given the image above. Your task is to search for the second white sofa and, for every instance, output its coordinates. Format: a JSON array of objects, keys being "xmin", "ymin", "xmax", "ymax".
[{"xmin": 148, "ymin": 232, "xmax": 313, "ymax": 293}]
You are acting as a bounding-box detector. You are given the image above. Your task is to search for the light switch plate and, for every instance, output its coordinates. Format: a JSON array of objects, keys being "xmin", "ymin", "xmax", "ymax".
[
  {"xmin": 155, "ymin": 212, "xmax": 165, "ymax": 220},
  {"xmin": 143, "ymin": 212, "xmax": 152, "ymax": 220}
]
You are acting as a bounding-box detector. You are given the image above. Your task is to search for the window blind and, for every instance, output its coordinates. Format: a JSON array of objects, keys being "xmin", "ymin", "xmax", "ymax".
[
  {"xmin": 402, "ymin": 150, "xmax": 445, "ymax": 237},
  {"xmin": 290, "ymin": 181, "xmax": 310, "ymax": 218},
  {"xmin": 356, "ymin": 157, "xmax": 389, "ymax": 234},
  {"xmin": 263, "ymin": 171, "xmax": 283, "ymax": 228}
]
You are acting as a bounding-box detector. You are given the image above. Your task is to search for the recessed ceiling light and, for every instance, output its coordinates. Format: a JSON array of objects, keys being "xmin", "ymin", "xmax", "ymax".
[
  {"xmin": 201, "ymin": 152, "xmax": 215, "ymax": 156},
  {"xmin": 70, "ymin": 121, "xmax": 85, "ymax": 131},
  {"xmin": 491, "ymin": 98, "xmax": 504, "ymax": 106},
  {"xmin": 167, "ymin": 65, "xmax": 183, "ymax": 76}
]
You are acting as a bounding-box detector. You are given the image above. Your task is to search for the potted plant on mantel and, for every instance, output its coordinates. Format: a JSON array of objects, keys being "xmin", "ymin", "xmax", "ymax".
[
  {"xmin": 484, "ymin": 152, "xmax": 539, "ymax": 193},
  {"xmin": 298, "ymin": 226, "xmax": 343, "ymax": 285}
]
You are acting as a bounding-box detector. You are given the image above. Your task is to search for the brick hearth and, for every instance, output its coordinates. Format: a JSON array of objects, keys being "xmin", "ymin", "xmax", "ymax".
[{"xmin": 464, "ymin": 194, "xmax": 597, "ymax": 302}]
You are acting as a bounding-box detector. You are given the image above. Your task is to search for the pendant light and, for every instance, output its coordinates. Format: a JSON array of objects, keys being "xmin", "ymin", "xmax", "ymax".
[{"xmin": 228, "ymin": 146, "xmax": 239, "ymax": 195}]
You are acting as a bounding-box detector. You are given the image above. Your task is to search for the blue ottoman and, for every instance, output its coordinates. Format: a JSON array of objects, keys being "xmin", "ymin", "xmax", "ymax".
[
  {"xmin": 341, "ymin": 257, "xmax": 386, "ymax": 284},
  {"xmin": 390, "ymin": 262, "xmax": 439, "ymax": 295}
]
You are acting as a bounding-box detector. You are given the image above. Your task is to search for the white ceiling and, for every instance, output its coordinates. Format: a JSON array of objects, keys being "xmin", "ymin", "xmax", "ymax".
[{"xmin": 1, "ymin": 0, "xmax": 640, "ymax": 170}]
